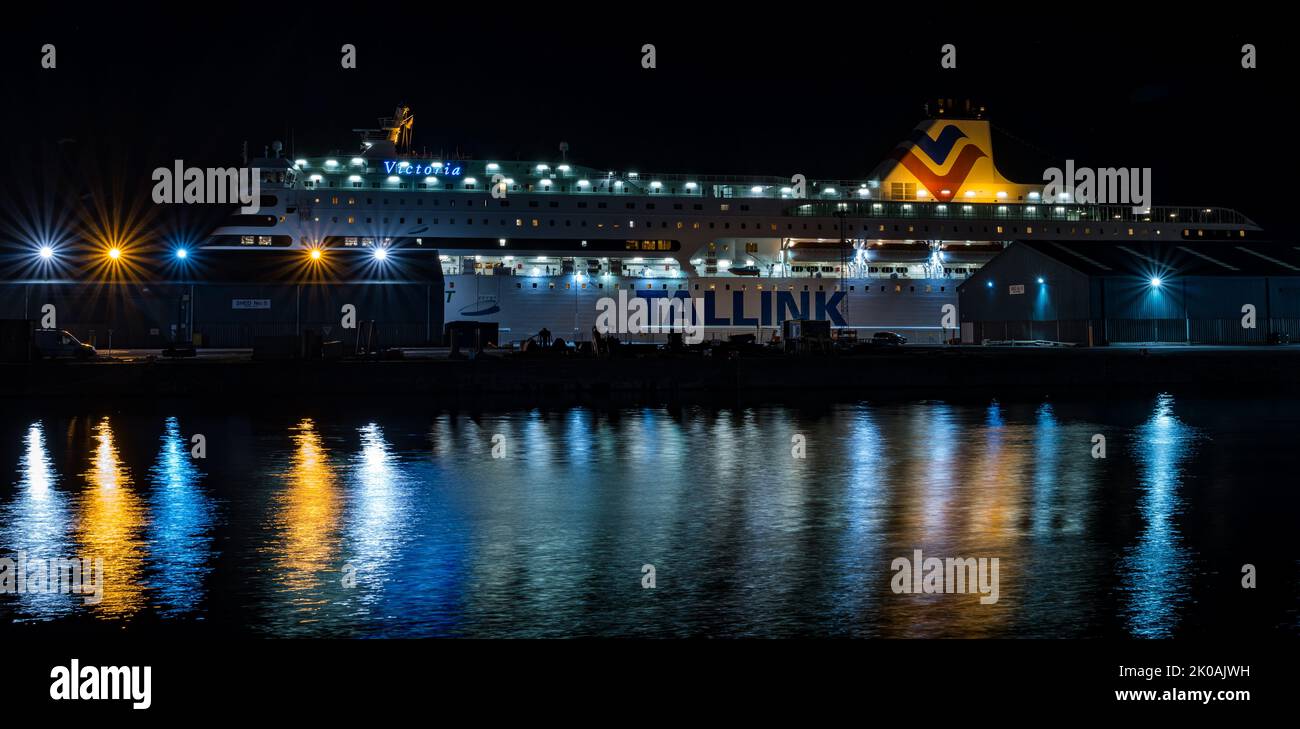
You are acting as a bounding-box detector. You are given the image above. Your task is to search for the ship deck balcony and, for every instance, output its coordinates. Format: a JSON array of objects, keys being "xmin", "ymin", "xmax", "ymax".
[{"xmin": 789, "ymin": 200, "xmax": 1258, "ymax": 228}]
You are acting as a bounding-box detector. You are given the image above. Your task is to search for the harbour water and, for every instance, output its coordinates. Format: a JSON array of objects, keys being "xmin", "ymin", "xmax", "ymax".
[{"xmin": 1, "ymin": 396, "xmax": 1296, "ymax": 637}]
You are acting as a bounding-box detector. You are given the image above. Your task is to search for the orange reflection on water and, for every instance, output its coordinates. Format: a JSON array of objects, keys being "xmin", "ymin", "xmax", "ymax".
[
  {"xmin": 878, "ymin": 408, "xmax": 1030, "ymax": 637},
  {"xmin": 269, "ymin": 419, "xmax": 342, "ymax": 614},
  {"xmin": 76, "ymin": 417, "xmax": 149, "ymax": 619}
]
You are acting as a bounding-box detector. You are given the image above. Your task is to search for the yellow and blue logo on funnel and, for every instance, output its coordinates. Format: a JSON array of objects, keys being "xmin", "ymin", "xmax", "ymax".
[{"xmin": 872, "ymin": 119, "xmax": 1039, "ymax": 203}]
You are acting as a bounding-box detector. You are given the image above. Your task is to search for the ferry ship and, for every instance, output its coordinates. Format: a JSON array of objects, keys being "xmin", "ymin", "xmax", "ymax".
[{"xmin": 203, "ymin": 101, "xmax": 1259, "ymax": 345}]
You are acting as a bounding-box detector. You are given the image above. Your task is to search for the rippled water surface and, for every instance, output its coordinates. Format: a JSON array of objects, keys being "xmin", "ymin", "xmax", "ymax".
[{"xmin": 1, "ymin": 396, "xmax": 1297, "ymax": 637}]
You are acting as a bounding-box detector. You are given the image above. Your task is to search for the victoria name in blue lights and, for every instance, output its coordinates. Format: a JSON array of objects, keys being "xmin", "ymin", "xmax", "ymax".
[{"xmin": 383, "ymin": 161, "xmax": 463, "ymax": 176}]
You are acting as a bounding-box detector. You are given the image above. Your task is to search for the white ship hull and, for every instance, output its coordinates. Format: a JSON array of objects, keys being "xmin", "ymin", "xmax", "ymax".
[{"xmin": 444, "ymin": 274, "xmax": 960, "ymax": 344}]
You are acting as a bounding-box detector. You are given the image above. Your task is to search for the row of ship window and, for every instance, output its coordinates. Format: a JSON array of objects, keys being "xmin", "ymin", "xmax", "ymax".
[
  {"xmin": 312, "ymin": 194, "xmax": 717, "ymax": 212},
  {"xmin": 298, "ymin": 213, "xmax": 1086, "ymax": 237},
  {"xmin": 444, "ymin": 280, "xmax": 950, "ymax": 293},
  {"xmin": 278, "ymin": 194, "xmax": 1247, "ymax": 240}
]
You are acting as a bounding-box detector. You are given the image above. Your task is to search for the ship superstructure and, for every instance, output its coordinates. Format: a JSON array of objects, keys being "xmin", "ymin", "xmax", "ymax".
[{"xmin": 204, "ymin": 103, "xmax": 1259, "ymax": 343}]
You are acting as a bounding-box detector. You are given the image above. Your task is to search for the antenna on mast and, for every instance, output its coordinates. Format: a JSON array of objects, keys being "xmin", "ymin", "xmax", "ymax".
[{"xmin": 559, "ymin": 141, "xmax": 569, "ymax": 162}]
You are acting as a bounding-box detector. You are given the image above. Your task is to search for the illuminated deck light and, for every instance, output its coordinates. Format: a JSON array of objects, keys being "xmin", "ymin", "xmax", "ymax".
[
  {"xmin": 486, "ymin": 163, "xmax": 500, "ymax": 171},
  {"xmin": 464, "ymin": 177, "xmax": 478, "ymax": 186},
  {"xmin": 175, "ymin": 248, "xmax": 188, "ymax": 260},
  {"xmin": 372, "ymin": 247, "xmax": 388, "ymax": 261},
  {"xmin": 350, "ymin": 158, "xmax": 364, "ymax": 166},
  {"xmin": 38, "ymin": 246, "xmax": 54, "ymax": 260},
  {"xmin": 751, "ymin": 186, "xmax": 763, "ymax": 193},
  {"xmin": 578, "ymin": 180, "xmax": 590, "ymax": 187},
  {"xmin": 325, "ymin": 159, "xmax": 339, "ymax": 167},
  {"xmin": 106, "ymin": 247, "xmax": 121, "ymax": 260},
  {"xmin": 295, "ymin": 159, "xmax": 308, "ymax": 167},
  {"xmin": 557, "ymin": 165, "xmax": 571, "ymax": 173},
  {"xmin": 349, "ymin": 175, "xmax": 362, "ymax": 182},
  {"xmin": 310, "ymin": 174, "xmax": 323, "ymax": 182},
  {"xmin": 309, "ymin": 248, "xmax": 322, "ymax": 261},
  {"xmin": 1150, "ymin": 277, "xmax": 1162, "ymax": 287}
]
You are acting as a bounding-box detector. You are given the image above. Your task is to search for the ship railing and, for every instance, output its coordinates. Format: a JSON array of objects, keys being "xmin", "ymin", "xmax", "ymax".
[
  {"xmin": 785, "ymin": 201, "xmax": 1258, "ymax": 227},
  {"xmin": 298, "ymin": 170, "xmax": 878, "ymax": 200}
]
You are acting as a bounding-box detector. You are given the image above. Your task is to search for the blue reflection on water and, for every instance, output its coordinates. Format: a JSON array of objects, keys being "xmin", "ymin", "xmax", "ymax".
[
  {"xmin": 0, "ymin": 423, "xmax": 76, "ymax": 619},
  {"xmin": 829, "ymin": 405, "xmax": 888, "ymax": 633},
  {"xmin": 1031, "ymin": 403, "xmax": 1058, "ymax": 537},
  {"xmin": 145, "ymin": 417, "xmax": 215, "ymax": 617},
  {"xmin": 1120, "ymin": 393, "xmax": 1197, "ymax": 638}
]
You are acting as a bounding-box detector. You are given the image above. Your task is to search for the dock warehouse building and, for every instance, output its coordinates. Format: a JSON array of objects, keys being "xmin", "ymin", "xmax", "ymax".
[
  {"xmin": 957, "ymin": 240, "xmax": 1300, "ymax": 346},
  {"xmin": 0, "ymin": 247, "xmax": 444, "ymax": 349}
]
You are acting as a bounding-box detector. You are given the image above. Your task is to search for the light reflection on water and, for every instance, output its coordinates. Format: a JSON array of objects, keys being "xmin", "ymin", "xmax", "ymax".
[
  {"xmin": 263, "ymin": 419, "xmax": 344, "ymax": 621},
  {"xmin": 77, "ymin": 417, "xmax": 149, "ymax": 619},
  {"xmin": 146, "ymin": 417, "xmax": 214, "ymax": 617},
  {"xmin": 1119, "ymin": 393, "xmax": 1196, "ymax": 637},
  {"xmin": 0, "ymin": 397, "xmax": 1293, "ymax": 637},
  {"xmin": 0, "ymin": 423, "xmax": 76, "ymax": 619}
]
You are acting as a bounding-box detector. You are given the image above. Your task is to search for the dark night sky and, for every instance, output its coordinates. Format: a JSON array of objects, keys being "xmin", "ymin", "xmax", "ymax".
[{"xmin": 0, "ymin": 8, "xmax": 1293, "ymax": 242}]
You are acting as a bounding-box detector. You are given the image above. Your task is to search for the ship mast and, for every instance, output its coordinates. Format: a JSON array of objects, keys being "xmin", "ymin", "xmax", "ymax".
[{"xmin": 353, "ymin": 104, "xmax": 415, "ymax": 156}]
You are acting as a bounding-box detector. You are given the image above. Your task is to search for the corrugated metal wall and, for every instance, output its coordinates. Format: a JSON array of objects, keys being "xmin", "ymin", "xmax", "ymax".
[
  {"xmin": 0, "ymin": 281, "xmax": 443, "ymax": 348},
  {"xmin": 970, "ymin": 317, "xmax": 1295, "ymax": 345}
]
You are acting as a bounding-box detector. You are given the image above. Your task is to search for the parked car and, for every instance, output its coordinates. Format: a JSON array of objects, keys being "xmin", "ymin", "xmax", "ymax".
[
  {"xmin": 871, "ymin": 331, "xmax": 908, "ymax": 347},
  {"xmin": 33, "ymin": 329, "xmax": 96, "ymax": 360}
]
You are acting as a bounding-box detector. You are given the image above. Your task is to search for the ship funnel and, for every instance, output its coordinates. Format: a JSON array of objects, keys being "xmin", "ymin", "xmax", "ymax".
[{"xmin": 869, "ymin": 110, "xmax": 1039, "ymax": 204}]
